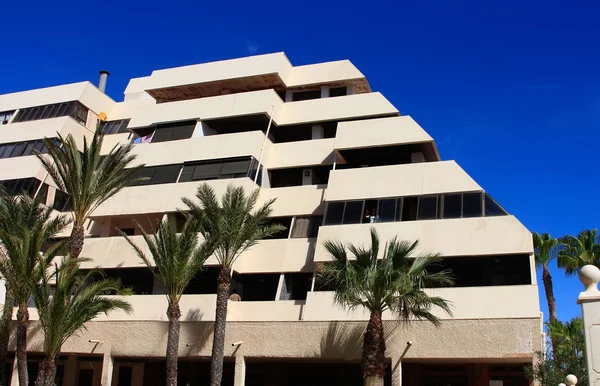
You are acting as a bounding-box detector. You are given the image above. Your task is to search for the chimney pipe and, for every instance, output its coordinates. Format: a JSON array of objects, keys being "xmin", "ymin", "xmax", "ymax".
[{"xmin": 98, "ymin": 70, "xmax": 110, "ymax": 93}]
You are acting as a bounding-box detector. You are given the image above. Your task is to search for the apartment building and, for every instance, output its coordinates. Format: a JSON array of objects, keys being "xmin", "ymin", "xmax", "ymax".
[{"xmin": 0, "ymin": 53, "xmax": 540, "ymax": 386}]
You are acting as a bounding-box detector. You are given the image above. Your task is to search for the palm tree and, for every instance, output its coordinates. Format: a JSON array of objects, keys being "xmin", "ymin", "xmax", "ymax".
[
  {"xmin": 317, "ymin": 228, "xmax": 454, "ymax": 386},
  {"xmin": 0, "ymin": 280, "xmax": 15, "ymax": 386},
  {"xmin": 31, "ymin": 257, "xmax": 132, "ymax": 386},
  {"xmin": 557, "ymin": 229, "xmax": 600, "ymax": 275},
  {"xmin": 183, "ymin": 184, "xmax": 284, "ymax": 386},
  {"xmin": 124, "ymin": 214, "xmax": 213, "ymax": 386},
  {"xmin": 36, "ymin": 128, "xmax": 143, "ymax": 259},
  {"xmin": 533, "ymin": 232, "xmax": 559, "ymax": 323},
  {"xmin": 0, "ymin": 194, "xmax": 69, "ymax": 386}
]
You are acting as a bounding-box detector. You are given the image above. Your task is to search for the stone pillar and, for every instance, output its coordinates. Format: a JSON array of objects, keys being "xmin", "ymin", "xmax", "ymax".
[
  {"xmin": 100, "ymin": 352, "xmax": 114, "ymax": 386},
  {"xmin": 9, "ymin": 358, "xmax": 18, "ymax": 386},
  {"xmin": 62, "ymin": 355, "xmax": 78, "ymax": 386},
  {"xmin": 390, "ymin": 358, "xmax": 402, "ymax": 386},
  {"xmin": 233, "ymin": 355, "xmax": 246, "ymax": 386},
  {"xmin": 577, "ymin": 265, "xmax": 600, "ymax": 385}
]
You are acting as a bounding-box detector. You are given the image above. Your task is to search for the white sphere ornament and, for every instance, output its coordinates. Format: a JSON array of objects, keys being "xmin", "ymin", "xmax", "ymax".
[
  {"xmin": 579, "ymin": 265, "xmax": 600, "ymax": 292},
  {"xmin": 558, "ymin": 383, "xmax": 567, "ymax": 386},
  {"xmin": 565, "ymin": 374, "xmax": 578, "ymax": 385}
]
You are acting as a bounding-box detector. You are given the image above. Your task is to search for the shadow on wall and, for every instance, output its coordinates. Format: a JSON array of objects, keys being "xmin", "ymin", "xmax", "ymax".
[
  {"xmin": 181, "ymin": 319, "xmax": 212, "ymax": 356},
  {"xmin": 319, "ymin": 321, "xmax": 401, "ymax": 384}
]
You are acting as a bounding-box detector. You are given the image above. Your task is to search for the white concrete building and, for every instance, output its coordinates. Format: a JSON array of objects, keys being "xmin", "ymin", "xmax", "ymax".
[{"xmin": 0, "ymin": 53, "xmax": 540, "ymax": 386}]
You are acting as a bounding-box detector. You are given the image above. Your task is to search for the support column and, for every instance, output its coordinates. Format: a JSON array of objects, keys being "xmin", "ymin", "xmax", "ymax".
[
  {"xmin": 100, "ymin": 352, "xmax": 114, "ymax": 386},
  {"xmin": 233, "ymin": 355, "xmax": 245, "ymax": 386},
  {"xmin": 577, "ymin": 265, "xmax": 600, "ymax": 385},
  {"xmin": 62, "ymin": 355, "xmax": 78, "ymax": 386},
  {"xmin": 9, "ymin": 358, "xmax": 18, "ymax": 386},
  {"xmin": 390, "ymin": 358, "xmax": 402, "ymax": 386}
]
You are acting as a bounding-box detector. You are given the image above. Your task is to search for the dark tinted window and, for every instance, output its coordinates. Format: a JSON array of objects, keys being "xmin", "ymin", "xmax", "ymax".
[
  {"xmin": 418, "ymin": 196, "xmax": 438, "ymax": 220},
  {"xmin": 343, "ymin": 201, "xmax": 363, "ymax": 224},
  {"xmin": 129, "ymin": 165, "xmax": 181, "ymax": 186},
  {"xmin": 325, "ymin": 202, "xmax": 344, "ymax": 225},
  {"xmin": 462, "ymin": 193, "xmax": 482, "ymax": 218},
  {"xmin": 329, "ymin": 87, "xmax": 347, "ymax": 97},
  {"xmin": 443, "ymin": 194, "xmax": 462, "ymax": 219},
  {"xmin": 150, "ymin": 121, "xmax": 195, "ymax": 143},
  {"xmin": 179, "ymin": 157, "xmax": 254, "ymax": 183},
  {"xmin": 13, "ymin": 101, "xmax": 88, "ymax": 126},
  {"xmin": 117, "ymin": 366, "xmax": 133, "ymax": 386},
  {"xmin": 100, "ymin": 119, "xmax": 131, "ymax": 135},
  {"xmin": 292, "ymin": 90, "xmax": 321, "ymax": 101},
  {"xmin": 485, "ymin": 194, "xmax": 508, "ymax": 216},
  {"xmin": 280, "ymin": 273, "xmax": 312, "ymax": 300},
  {"xmin": 378, "ymin": 199, "xmax": 396, "ymax": 222},
  {"xmin": 402, "ymin": 196, "xmax": 418, "ymax": 221},
  {"xmin": 291, "ymin": 216, "xmax": 323, "ymax": 238}
]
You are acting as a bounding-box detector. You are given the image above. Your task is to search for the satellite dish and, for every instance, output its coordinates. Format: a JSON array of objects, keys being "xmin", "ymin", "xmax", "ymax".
[{"xmin": 98, "ymin": 112, "xmax": 107, "ymax": 121}]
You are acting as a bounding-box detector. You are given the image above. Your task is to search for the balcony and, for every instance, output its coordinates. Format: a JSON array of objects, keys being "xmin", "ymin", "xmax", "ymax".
[
  {"xmin": 0, "ymin": 156, "xmax": 46, "ymax": 182},
  {"xmin": 260, "ymin": 184, "xmax": 327, "ymax": 217},
  {"xmin": 234, "ymin": 238, "xmax": 316, "ymax": 273},
  {"xmin": 277, "ymin": 92, "xmax": 398, "ymax": 126},
  {"xmin": 128, "ymin": 89, "xmax": 284, "ymax": 129},
  {"xmin": 314, "ymin": 216, "xmax": 532, "ymax": 261},
  {"xmin": 92, "ymin": 178, "xmax": 255, "ymax": 217},
  {"xmin": 325, "ymin": 161, "xmax": 481, "ymax": 202},
  {"xmin": 303, "ymin": 284, "xmax": 539, "ymax": 321},
  {"xmin": 131, "ymin": 131, "xmax": 266, "ymax": 167},
  {"xmin": 266, "ymin": 138, "xmax": 335, "ymax": 169}
]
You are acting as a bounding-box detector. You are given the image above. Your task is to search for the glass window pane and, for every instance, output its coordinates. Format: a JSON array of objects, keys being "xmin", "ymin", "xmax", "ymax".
[
  {"xmin": 2, "ymin": 144, "xmax": 15, "ymax": 158},
  {"xmin": 129, "ymin": 168, "xmax": 155, "ymax": 186},
  {"xmin": 378, "ymin": 199, "xmax": 396, "ymax": 222},
  {"xmin": 395, "ymin": 197, "xmax": 403, "ymax": 221},
  {"xmin": 401, "ymin": 197, "xmax": 418, "ymax": 221},
  {"xmin": 343, "ymin": 201, "xmax": 363, "ymax": 224},
  {"xmin": 169, "ymin": 123, "xmax": 195, "ymax": 141},
  {"xmin": 117, "ymin": 119, "xmax": 131, "ymax": 133},
  {"xmin": 329, "ymin": 87, "xmax": 347, "ymax": 97},
  {"xmin": 443, "ymin": 194, "xmax": 462, "ymax": 219},
  {"xmin": 418, "ymin": 196, "xmax": 438, "ymax": 220},
  {"xmin": 33, "ymin": 141, "xmax": 45, "ymax": 153},
  {"xmin": 21, "ymin": 142, "xmax": 35, "ymax": 156},
  {"xmin": 152, "ymin": 165, "xmax": 181, "ymax": 184},
  {"xmin": 324, "ymin": 202, "xmax": 344, "ymax": 225},
  {"xmin": 31, "ymin": 107, "xmax": 44, "ymax": 121},
  {"xmin": 220, "ymin": 160, "xmax": 251, "ymax": 177},
  {"xmin": 484, "ymin": 193, "xmax": 508, "ymax": 216},
  {"xmin": 191, "ymin": 164, "xmax": 221, "ymax": 181},
  {"xmin": 10, "ymin": 143, "xmax": 25, "ymax": 158},
  {"xmin": 463, "ymin": 192, "xmax": 483, "ymax": 218},
  {"xmin": 57, "ymin": 103, "xmax": 70, "ymax": 117},
  {"xmin": 151, "ymin": 128, "xmax": 174, "ymax": 143}
]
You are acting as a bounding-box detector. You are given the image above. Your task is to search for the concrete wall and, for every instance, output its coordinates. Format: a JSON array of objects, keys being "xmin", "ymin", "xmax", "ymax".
[{"xmin": 314, "ymin": 216, "xmax": 533, "ymax": 261}]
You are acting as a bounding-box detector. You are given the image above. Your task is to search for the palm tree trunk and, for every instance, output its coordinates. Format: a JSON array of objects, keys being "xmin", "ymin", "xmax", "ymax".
[
  {"xmin": 70, "ymin": 223, "xmax": 85, "ymax": 260},
  {"xmin": 209, "ymin": 267, "xmax": 231, "ymax": 386},
  {"xmin": 34, "ymin": 356, "xmax": 56, "ymax": 386},
  {"xmin": 542, "ymin": 266, "xmax": 557, "ymax": 323},
  {"xmin": 16, "ymin": 304, "xmax": 28, "ymax": 386},
  {"xmin": 0, "ymin": 287, "xmax": 14, "ymax": 386},
  {"xmin": 362, "ymin": 311, "xmax": 386, "ymax": 386},
  {"xmin": 166, "ymin": 303, "xmax": 181, "ymax": 386},
  {"xmin": 542, "ymin": 265, "xmax": 561, "ymax": 364}
]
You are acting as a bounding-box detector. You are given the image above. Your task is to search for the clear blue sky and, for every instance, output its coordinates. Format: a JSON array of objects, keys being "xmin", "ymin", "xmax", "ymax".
[{"xmin": 1, "ymin": 0, "xmax": 598, "ymax": 322}]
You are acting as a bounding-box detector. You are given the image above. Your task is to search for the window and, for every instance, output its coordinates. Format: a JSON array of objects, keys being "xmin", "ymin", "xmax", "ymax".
[
  {"xmin": 402, "ymin": 197, "xmax": 418, "ymax": 221},
  {"xmin": 179, "ymin": 157, "xmax": 255, "ymax": 182},
  {"xmin": 322, "ymin": 191, "xmax": 507, "ymax": 227},
  {"xmin": 0, "ymin": 110, "xmax": 14, "ymax": 124},
  {"xmin": 462, "ymin": 192, "xmax": 483, "ymax": 218},
  {"xmin": 324, "ymin": 202, "xmax": 344, "ymax": 225},
  {"xmin": 150, "ymin": 121, "xmax": 195, "ymax": 143},
  {"xmin": 12, "ymin": 101, "xmax": 89, "ymax": 126},
  {"xmin": 343, "ymin": 201, "xmax": 363, "ymax": 224},
  {"xmin": 292, "ymin": 90, "xmax": 321, "ymax": 101},
  {"xmin": 262, "ymin": 217, "xmax": 292, "ymax": 239},
  {"xmin": 280, "ymin": 273, "xmax": 312, "ymax": 300},
  {"xmin": 117, "ymin": 367, "xmax": 133, "ymax": 386},
  {"xmin": 418, "ymin": 196, "xmax": 439, "ymax": 220},
  {"xmin": 129, "ymin": 164, "xmax": 181, "ymax": 186},
  {"xmin": 442, "ymin": 194, "xmax": 462, "ymax": 219},
  {"xmin": 232, "ymin": 273, "xmax": 280, "ymax": 301},
  {"xmin": 484, "ymin": 193, "xmax": 508, "ymax": 216},
  {"xmin": 329, "ymin": 87, "xmax": 347, "ymax": 97},
  {"xmin": 100, "ymin": 119, "xmax": 131, "ymax": 135},
  {"xmin": 291, "ymin": 216, "xmax": 323, "ymax": 238},
  {"xmin": 53, "ymin": 190, "xmax": 72, "ymax": 212}
]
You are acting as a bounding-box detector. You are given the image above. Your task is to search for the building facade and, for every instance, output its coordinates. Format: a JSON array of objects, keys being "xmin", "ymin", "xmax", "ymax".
[{"xmin": 0, "ymin": 53, "xmax": 541, "ymax": 386}]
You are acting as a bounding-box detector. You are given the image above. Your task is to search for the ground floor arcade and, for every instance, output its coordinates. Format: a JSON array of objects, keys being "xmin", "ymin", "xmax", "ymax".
[{"xmin": 4, "ymin": 356, "xmax": 531, "ymax": 386}]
